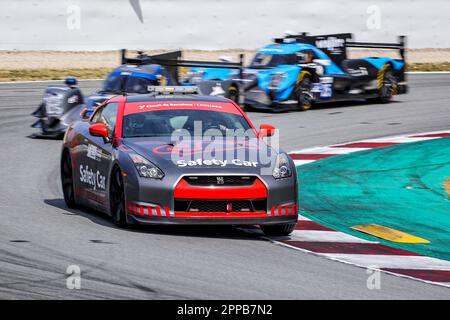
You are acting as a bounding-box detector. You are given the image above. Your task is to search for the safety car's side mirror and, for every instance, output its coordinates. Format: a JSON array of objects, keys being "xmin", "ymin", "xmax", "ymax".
[
  {"xmin": 259, "ymin": 124, "xmax": 276, "ymax": 138},
  {"xmin": 89, "ymin": 123, "xmax": 109, "ymax": 140}
]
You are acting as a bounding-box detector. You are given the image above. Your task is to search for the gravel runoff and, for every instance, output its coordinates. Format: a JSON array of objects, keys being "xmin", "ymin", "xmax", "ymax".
[{"xmin": 0, "ymin": 48, "xmax": 449, "ymax": 70}]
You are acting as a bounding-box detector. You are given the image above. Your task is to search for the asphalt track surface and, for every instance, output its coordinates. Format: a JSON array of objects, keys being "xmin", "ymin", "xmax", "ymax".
[{"xmin": 0, "ymin": 74, "xmax": 449, "ymax": 299}]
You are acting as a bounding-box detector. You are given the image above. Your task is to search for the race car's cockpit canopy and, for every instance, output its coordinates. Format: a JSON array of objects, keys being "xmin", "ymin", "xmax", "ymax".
[
  {"xmin": 101, "ymin": 64, "xmax": 171, "ymax": 95},
  {"xmin": 249, "ymin": 53, "xmax": 298, "ymax": 68},
  {"xmin": 249, "ymin": 49, "xmax": 316, "ymax": 68}
]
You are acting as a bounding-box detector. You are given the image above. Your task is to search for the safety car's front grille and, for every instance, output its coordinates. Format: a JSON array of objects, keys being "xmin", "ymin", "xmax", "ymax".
[
  {"xmin": 174, "ymin": 199, "xmax": 267, "ymax": 212},
  {"xmin": 184, "ymin": 175, "xmax": 256, "ymax": 186}
]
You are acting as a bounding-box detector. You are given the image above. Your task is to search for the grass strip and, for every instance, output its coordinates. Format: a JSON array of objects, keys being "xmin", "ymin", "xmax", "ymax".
[{"xmin": 1, "ymin": 63, "xmax": 450, "ymax": 82}]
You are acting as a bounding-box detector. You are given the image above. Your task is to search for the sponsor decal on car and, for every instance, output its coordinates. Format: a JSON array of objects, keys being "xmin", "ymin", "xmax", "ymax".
[
  {"xmin": 86, "ymin": 144, "xmax": 101, "ymax": 161},
  {"xmin": 176, "ymin": 158, "xmax": 259, "ymax": 168},
  {"xmin": 312, "ymin": 77, "xmax": 334, "ymax": 98},
  {"xmin": 79, "ymin": 165, "xmax": 106, "ymax": 190},
  {"xmin": 67, "ymin": 95, "xmax": 79, "ymax": 104},
  {"xmin": 136, "ymin": 102, "xmax": 224, "ymax": 111},
  {"xmin": 347, "ymin": 67, "xmax": 369, "ymax": 77},
  {"xmin": 315, "ymin": 37, "xmax": 345, "ymax": 51}
]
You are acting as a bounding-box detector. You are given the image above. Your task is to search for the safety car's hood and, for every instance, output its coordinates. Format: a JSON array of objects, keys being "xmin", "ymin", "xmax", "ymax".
[{"xmin": 122, "ymin": 136, "xmax": 280, "ymax": 175}]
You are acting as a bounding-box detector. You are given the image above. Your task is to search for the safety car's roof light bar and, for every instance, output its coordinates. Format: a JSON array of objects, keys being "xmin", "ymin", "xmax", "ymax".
[{"xmin": 147, "ymin": 86, "xmax": 199, "ymax": 95}]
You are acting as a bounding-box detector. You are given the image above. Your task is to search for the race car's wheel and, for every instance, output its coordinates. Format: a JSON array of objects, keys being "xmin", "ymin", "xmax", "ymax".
[
  {"xmin": 61, "ymin": 151, "xmax": 77, "ymax": 209},
  {"xmin": 260, "ymin": 223, "xmax": 296, "ymax": 236},
  {"xmin": 110, "ymin": 167, "xmax": 128, "ymax": 228},
  {"xmin": 225, "ymin": 85, "xmax": 240, "ymax": 105},
  {"xmin": 374, "ymin": 65, "xmax": 397, "ymax": 104},
  {"xmin": 295, "ymin": 71, "xmax": 314, "ymax": 111}
]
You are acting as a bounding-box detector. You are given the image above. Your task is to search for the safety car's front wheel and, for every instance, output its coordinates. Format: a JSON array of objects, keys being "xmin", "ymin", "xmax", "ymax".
[
  {"xmin": 110, "ymin": 167, "xmax": 129, "ymax": 228},
  {"xmin": 61, "ymin": 151, "xmax": 77, "ymax": 209}
]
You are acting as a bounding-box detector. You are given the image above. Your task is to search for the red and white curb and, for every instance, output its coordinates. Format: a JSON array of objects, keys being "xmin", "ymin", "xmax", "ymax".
[
  {"xmin": 279, "ymin": 130, "xmax": 450, "ymax": 288},
  {"xmin": 289, "ymin": 130, "xmax": 450, "ymax": 167}
]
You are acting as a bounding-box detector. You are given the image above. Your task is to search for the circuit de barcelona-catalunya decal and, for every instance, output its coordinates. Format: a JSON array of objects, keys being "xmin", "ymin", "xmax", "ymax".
[{"xmin": 152, "ymin": 140, "xmax": 261, "ymax": 156}]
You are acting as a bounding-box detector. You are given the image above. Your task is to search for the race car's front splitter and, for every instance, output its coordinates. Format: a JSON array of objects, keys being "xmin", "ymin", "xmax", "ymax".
[{"xmin": 244, "ymin": 87, "xmax": 297, "ymax": 111}]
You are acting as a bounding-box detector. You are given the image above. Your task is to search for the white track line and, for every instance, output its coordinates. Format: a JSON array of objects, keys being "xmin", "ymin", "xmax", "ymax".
[
  {"xmin": 325, "ymin": 254, "xmax": 450, "ymax": 270},
  {"xmin": 273, "ymin": 238, "xmax": 450, "ymax": 289},
  {"xmin": 362, "ymin": 136, "xmax": 439, "ymax": 143},
  {"xmin": 0, "ymin": 79, "xmax": 103, "ymax": 85},
  {"xmin": 289, "ymin": 230, "xmax": 376, "ymax": 243},
  {"xmin": 290, "ymin": 146, "xmax": 368, "ymax": 154},
  {"xmin": 407, "ymin": 71, "xmax": 450, "ymax": 74},
  {"xmin": 436, "ymin": 282, "xmax": 450, "ymax": 286},
  {"xmin": 293, "ymin": 159, "xmax": 316, "ymax": 166}
]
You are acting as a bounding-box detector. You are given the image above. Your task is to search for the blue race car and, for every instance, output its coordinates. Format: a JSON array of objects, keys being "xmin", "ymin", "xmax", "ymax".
[
  {"xmin": 31, "ymin": 51, "xmax": 182, "ymax": 138},
  {"xmin": 32, "ymin": 50, "xmax": 241, "ymax": 137},
  {"xmin": 189, "ymin": 33, "xmax": 408, "ymax": 111}
]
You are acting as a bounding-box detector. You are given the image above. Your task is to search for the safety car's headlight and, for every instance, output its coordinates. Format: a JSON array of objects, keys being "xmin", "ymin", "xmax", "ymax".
[
  {"xmin": 272, "ymin": 153, "xmax": 292, "ymax": 179},
  {"xmin": 269, "ymin": 73, "xmax": 287, "ymax": 89},
  {"xmin": 129, "ymin": 153, "xmax": 164, "ymax": 179}
]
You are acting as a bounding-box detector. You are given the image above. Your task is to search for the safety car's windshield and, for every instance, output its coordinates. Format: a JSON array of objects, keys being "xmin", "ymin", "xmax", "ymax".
[{"xmin": 123, "ymin": 109, "xmax": 255, "ymax": 138}]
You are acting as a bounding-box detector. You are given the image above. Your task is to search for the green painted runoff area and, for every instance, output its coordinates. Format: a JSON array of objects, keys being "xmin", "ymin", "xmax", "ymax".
[{"xmin": 297, "ymin": 137, "xmax": 450, "ymax": 260}]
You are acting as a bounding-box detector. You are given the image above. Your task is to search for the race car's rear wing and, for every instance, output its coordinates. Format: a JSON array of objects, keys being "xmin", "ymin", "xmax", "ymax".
[
  {"xmin": 120, "ymin": 49, "xmax": 244, "ymax": 83},
  {"xmin": 346, "ymin": 36, "xmax": 406, "ymax": 60},
  {"xmin": 279, "ymin": 33, "xmax": 406, "ymax": 66}
]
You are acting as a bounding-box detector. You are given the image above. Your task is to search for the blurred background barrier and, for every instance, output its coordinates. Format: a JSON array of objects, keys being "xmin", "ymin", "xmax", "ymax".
[{"xmin": 0, "ymin": 0, "xmax": 449, "ymax": 51}]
